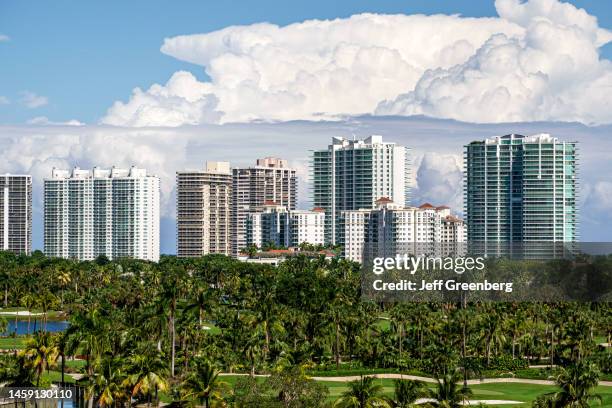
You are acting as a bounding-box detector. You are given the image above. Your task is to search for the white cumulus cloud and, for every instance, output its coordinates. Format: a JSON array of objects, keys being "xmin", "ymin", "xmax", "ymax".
[
  {"xmin": 412, "ymin": 153, "xmax": 464, "ymax": 211},
  {"xmin": 378, "ymin": 0, "xmax": 612, "ymax": 124},
  {"xmin": 0, "ymin": 34, "xmax": 9, "ymax": 42},
  {"xmin": 20, "ymin": 91, "xmax": 48, "ymax": 109},
  {"xmin": 102, "ymin": 0, "xmax": 612, "ymax": 127},
  {"xmin": 103, "ymin": 71, "xmax": 221, "ymax": 127},
  {"xmin": 27, "ymin": 116, "xmax": 84, "ymax": 126}
]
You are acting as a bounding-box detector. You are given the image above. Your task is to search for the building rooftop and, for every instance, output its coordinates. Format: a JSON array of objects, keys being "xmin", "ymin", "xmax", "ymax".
[
  {"xmin": 48, "ymin": 166, "xmax": 155, "ymax": 180},
  {"xmin": 478, "ymin": 133, "xmax": 567, "ymax": 145},
  {"xmin": 418, "ymin": 203, "xmax": 435, "ymax": 209},
  {"xmin": 256, "ymin": 157, "xmax": 289, "ymax": 168},
  {"xmin": 444, "ymin": 215, "xmax": 464, "ymax": 223}
]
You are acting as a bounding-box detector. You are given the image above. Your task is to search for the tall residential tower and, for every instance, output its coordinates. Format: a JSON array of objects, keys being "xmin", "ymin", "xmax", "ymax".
[
  {"xmin": 312, "ymin": 135, "xmax": 410, "ymax": 244},
  {"xmin": 0, "ymin": 174, "xmax": 32, "ymax": 254},
  {"xmin": 464, "ymin": 134, "xmax": 578, "ymax": 245},
  {"xmin": 232, "ymin": 158, "xmax": 297, "ymax": 256},
  {"xmin": 44, "ymin": 166, "xmax": 160, "ymax": 262},
  {"xmin": 176, "ymin": 162, "xmax": 232, "ymax": 257}
]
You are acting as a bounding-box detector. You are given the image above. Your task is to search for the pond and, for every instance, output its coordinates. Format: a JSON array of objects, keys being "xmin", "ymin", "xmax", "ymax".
[{"xmin": 3, "ymin": 320, "xmax": 70, "ymax": 335}]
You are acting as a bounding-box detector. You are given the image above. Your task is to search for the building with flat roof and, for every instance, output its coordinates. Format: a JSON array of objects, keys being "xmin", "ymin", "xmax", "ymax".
[
  {"xmin": 338, "ymin": 199, "xmax": 465, "ymax": 262},
  {"xmin": 0, "ymin": 174, "xmax": 32, "ymax": 255},
  {"xmin": 232, "ymin": 158, "xmax": 297, "ymax": 256},
  {"xmin": 464, "ymin": 134, "xmax": 578, "ymax": 250},
  {"xmin": 176, "ymin": 162, "xmax": 232, "ymax": 257},
  {"xmin": 246, "ymin": 203, "xmax": 325, "ymax": 249},
  {"xmin": 44, "ymin": 166, "xmax": 160, "ymax": 262},
  {"xmin": 312, "ymin": 135, "xmax": 410, "ymax": 244}
]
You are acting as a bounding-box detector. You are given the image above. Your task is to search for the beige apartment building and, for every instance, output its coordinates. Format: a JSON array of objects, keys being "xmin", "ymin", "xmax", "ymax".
[
  {"xmin": 176, "ymin": 162, "xmax": 233, "ymax": 257},
  {"xmin": 232, "ymin": 158, "xmax": 297, "ymax": 256}
]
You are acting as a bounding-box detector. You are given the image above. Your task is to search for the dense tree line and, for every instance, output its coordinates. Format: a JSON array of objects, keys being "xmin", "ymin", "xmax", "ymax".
[{"xmin": 0, "ymin": 250, "xmax": 610, "ymax": 407}]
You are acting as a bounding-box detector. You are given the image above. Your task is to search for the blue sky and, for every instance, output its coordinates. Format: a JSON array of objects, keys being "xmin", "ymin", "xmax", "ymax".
[{"xmin": 0, "ymin": 0, "xmax": 610, "ymax": 124}]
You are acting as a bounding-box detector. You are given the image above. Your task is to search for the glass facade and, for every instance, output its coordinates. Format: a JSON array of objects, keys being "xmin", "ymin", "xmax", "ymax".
[{"xmin": 465, "ymin": 134, "xmax": 578, "ymax": 248}]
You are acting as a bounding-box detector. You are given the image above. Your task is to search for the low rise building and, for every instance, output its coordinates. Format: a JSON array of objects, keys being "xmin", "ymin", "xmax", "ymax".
[
  {"xmin": 246, "ymin": 203, "xmax": 325, "ymax": 249},
  {"xmin": 338, "ymin": 198, "xmax": 466, "ymax": 262}
]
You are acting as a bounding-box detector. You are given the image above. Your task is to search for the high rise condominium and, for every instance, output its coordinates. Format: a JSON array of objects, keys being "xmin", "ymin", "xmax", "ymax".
[
  {"xmin": 44, "ymin": 166, "xmax": 160, "ymax": 262},
  {"xmin": 312, "ymin": 135, "xmax": 410, "ymax": 244},
  {"xmin": 465, "ymin": 134, "xmax": 578, "ymax": 245},
  {"xmin": 339, "ymin": 199, "xmax": 465, "ymax": 262},
  {"xmin": 0, "ymin": 174, "xmax": 32, "ymax": 254},
  {"xmin": 232, "ymin": 158, "xmax": 297, "ymax": 256},
  {"xmin": 176, "ymin": 162, "xmax": 232, "ymax": 257}
]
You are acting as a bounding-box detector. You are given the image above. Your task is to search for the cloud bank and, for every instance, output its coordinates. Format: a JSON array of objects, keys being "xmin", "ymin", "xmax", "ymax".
[
  {"xmin": 103, "ymin": 0, "xmax": 612, "ymax": 127},
  {"xmin": 2, "ymin": 116, "xmax": 612, "ymax": 252}
]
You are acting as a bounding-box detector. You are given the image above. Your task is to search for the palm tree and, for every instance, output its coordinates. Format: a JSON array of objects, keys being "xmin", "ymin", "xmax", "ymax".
[
  {"xmin": 38, "ymin": 290, "xmax": 59, "ymax": 333},
  {"xmin": 85, "ymin": 356, "xmax": 128, "ymax": 408},
  {"xmin": 478, "ymin": 305, "xmax": 506, "ymax": 367},
  {"xmin": 19, "ymin": 331, "xmax": 59, "ymax": 386},
  {"xmin": 157, "ymin": 262, "xmax": 186, "ymax": 378},
  {"xmin": 124, "ymin": 343, "xmax": 169, "ymax": 407},
  {"xmin": 64, "ymin": 308, "xmax": 111, "ymax": 379},
  {"xmin": 55, "ymin": 264, "xmax": 72, "ymax": 309},
  {"xmin": 427, "ymin": 372, "xmax": 472, "ymax": 408},
  {"xmin": 181, "ymin": 357, "xmax": 227, "ymax": 408},
  {"xmin": 323, "ymin": 295, "xmax": 351, "ymax": 370},
  {"xmin": 333, "ymin": 376, "xmax": 391, "ymax": 408},
  {"xmin": 0, "ymin": 354, "xmax": 35, "ymax": 386},
  {"xmin": 533, "ymin": 361, "xmax": 602, "ymax": 407},
  {"xmin": 392, "ymin": 379, "xmax": 429, "ymax": 408},
  {"xmin": 20, "ymin": 293, "xmax": 36, "ymax": 333},
  {"xmin": 390, "ymin": 304, "xmax": 411, "ymax": 367}
]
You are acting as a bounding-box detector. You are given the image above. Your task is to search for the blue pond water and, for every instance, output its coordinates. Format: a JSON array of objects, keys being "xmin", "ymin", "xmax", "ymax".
[{"xmin": 3, "ymin": 320, "xmax": 69, "ymax": 335}]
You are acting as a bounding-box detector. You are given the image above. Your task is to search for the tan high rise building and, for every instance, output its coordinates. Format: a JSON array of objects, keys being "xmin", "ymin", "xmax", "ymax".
[
  {"xmin": 232, "ymin": 158, "xmax": 297, "ymax": 256},
  {"xmin": 176, "ymin": 162, "xmax": 232, "ymax": 257}
]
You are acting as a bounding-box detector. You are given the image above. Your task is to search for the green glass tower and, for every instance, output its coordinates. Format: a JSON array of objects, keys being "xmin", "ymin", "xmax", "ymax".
[{"xmin": 465, "ymin": 134, "xmax": 578, "ymax": 246}]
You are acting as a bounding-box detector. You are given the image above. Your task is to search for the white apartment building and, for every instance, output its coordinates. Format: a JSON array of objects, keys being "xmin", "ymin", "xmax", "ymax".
[
  {"xmin": 312, "ymin": 135, "xmax": 410, "ymax": 244},
  {"xmin": 0, "ymin": 174, "xmax": 32, "ymax": 254},
  {"xmin": 338, "ymin": 198, "xmax": 466, "ymax": 262},
  {"xmin": 246, "ymin": 203, "xmax": 325, "ymax": 249},
  {"xmin": 176, "ymin": 162, "xmax": 232, "ymax": 257},
  {"xmin": 232, "ymin": 158, "xmax": 297, "ymax": 256},
  {"xmin": 44, "ymin": 166, "xmax": 160, "ymax": 262}
]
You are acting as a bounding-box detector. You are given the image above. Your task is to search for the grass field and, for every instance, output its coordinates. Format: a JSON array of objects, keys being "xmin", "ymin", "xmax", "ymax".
[
  {"xmin": 0, "ymin": 308, "xmax": 65, "ymax": 320},
  {"xmin": 219, "ymin": 374, "xmax": 612, "ymax": 406},
  {"xmin": 0, "ymin": 336, "xmax": 25, "ymax": 349}
]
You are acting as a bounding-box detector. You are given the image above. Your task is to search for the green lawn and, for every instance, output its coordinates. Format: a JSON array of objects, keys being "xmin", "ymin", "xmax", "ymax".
[
  {"xmin": 0, "ymin": 336, "xmax": 25, "ymax": 349},
  {"xmin": 374, "ymin": 317, "xmax": 391, "ymax": 331},
  {"xmin": 0, "ymin": 308, "xmax": 65, "ymax": 320},
  {"xmin": 41, "ymin": 370, "xmax": 76, "ymax": 385},
  {"xmin": 65, "ymin": 359, "xmax": 86, "ymax": 369},
  {"xmin": 220, "ymin": 375, "xmax": 612, "ymax": 406},
  {"xmin": 203, "ymin": 322, "xmax": 221, "ymax": 335}
]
